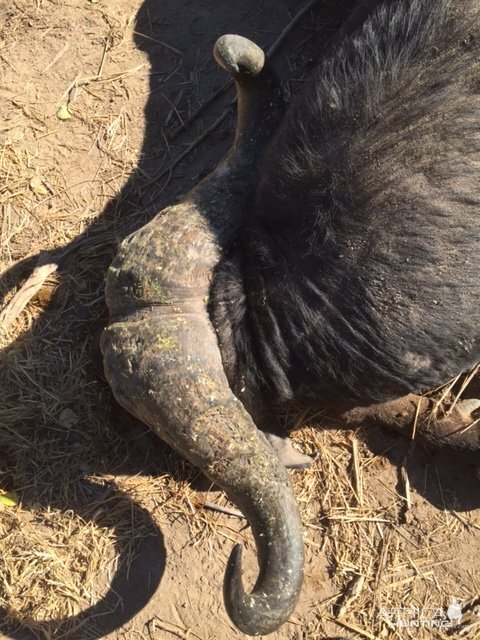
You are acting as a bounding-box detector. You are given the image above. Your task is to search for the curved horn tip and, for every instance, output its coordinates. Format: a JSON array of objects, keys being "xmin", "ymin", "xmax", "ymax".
[
  {"xmin": 223, "ymin": 544, "xmax": 261, "ymax": 636},
  {"xmin": 223, "ymin": 544, "xmax": 296, "ymax": 636},
  {"xmin": 213, "ymin": 34, "xmax": 265, "ymax": 78}
]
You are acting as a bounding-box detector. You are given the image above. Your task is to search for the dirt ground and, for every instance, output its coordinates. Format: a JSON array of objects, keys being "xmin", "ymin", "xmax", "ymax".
[{"xmin": 0, "ymin": 1, "xmax": 479, "ymax": 639}]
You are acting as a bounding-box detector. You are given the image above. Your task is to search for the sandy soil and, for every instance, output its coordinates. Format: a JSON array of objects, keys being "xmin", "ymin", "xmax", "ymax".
[{"xmin": 0, "ymin": 1, "xmax": 479, "ymax": 639}]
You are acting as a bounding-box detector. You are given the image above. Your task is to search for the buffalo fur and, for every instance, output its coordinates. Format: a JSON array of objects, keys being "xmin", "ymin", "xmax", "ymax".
[{"xmin": 210, "ymin": 0, "xmax": 480, "ymax": 410}]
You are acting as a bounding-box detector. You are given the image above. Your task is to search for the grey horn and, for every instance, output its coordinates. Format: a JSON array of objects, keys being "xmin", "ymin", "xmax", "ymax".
[{"xmin": 101, "ymin": 35, "xmax": 304, "ymax": 636}]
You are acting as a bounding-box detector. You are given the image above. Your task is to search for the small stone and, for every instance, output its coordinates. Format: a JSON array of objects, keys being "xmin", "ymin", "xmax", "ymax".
[
  {"xmin": 57, "ymin": 407, "xmax": 80, "ymax": 428},
  {"xmin": 29, "ymin": 176, "xmax": 48, "ymax": 196},
  {"xmin": 56, "ymin": 105, "xmax": 72, "ymax": 120}
]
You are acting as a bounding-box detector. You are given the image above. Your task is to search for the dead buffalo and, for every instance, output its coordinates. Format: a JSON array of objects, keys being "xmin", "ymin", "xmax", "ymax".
[{"xmin": 101, "ymin": 0, "xmax": 480, "ymax": 635}]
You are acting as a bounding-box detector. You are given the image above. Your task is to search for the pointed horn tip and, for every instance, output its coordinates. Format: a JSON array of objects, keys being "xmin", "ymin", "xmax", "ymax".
[
  {"xmin": 223, "ymin": 543, "xmax": 298, "ymax": 636},
  {"xmin": 223, "ymin": 543, "xmax": 245, "ymax": 612},
  {"xmin": 224, "ymin": 543, "xmax": 264, "ymax": 636},
  {"xmin": 213, "ymin": 34, "xmax": 265, "ymax": 78}
]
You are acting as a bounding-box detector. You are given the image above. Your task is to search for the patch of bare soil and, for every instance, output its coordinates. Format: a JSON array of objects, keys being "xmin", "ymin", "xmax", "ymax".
[{"xmin": 0, "ymin": 1, "xmax": 479, "ymax": 639}]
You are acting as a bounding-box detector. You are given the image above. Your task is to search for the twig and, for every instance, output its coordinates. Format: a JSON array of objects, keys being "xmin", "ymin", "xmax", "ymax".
[
  {"xmin": 399, "ymin": 426, "xmax": 418, "ymax": 522},
  {"xmin": 147, "ymin": 617, "xmax": 206, "ymax": 640},
  {"xmin": 132, "ymin": 31, "xmax": 183, "ymax": 56},
  {"xmin": 203, "ymin": 501, "xmax": 245, "ymax": 519},
  {"xmin": 0, "ymin": 255, "xmax": 58, "ymax": 336},
  {"xmin": 446, "ymin": 363, "xmax": 480, "ymax": 415},
  {"xmin": 411, "ymin": 395, "xmax": 423, "ymax": 440},
  {"xmin": 329, "ymin": 616, "xmax": 377, "ymax": 640},
  {"xmin": 399, "ymin": 444, "xmax": 414, "ymax": 517},
  {"xmin": 97, "ymin": 37, "xmax": 110, "ymax": 78},
  {"xmin": 163, "ymin": 87, "xmax": 187, "ymax": 127},
  {"xmin": 430, "ymin": 373, "xmax": 462, "ymax": 415},
  {"xmin": 351, "ymin": 437, "xmax": 363, "ymax": 506},
  {"xmin": 267, "ymin": 0, "xmax": 323, "ymax": 58}
]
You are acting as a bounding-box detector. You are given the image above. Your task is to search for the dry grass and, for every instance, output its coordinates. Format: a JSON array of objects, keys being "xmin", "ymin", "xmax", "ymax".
[
  {"xmin": 0, "ymin": 1, "xmax": 479, "ymax": 639},
  {"xmin": 289, "ymin": 424, "xmax": 480, "ymax": 639}
]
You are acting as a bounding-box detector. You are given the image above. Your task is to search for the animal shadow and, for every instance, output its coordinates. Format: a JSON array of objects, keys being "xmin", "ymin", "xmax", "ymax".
[{"xmin": 0, "ymin": 480, "xmax": 165, "ymax": 640}]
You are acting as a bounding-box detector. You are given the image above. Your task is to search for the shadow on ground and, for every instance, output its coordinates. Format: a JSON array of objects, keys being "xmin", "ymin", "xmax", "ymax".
[{"xmin": 0, "ymin": 482, "xmax": 165, "ymax": 640}]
